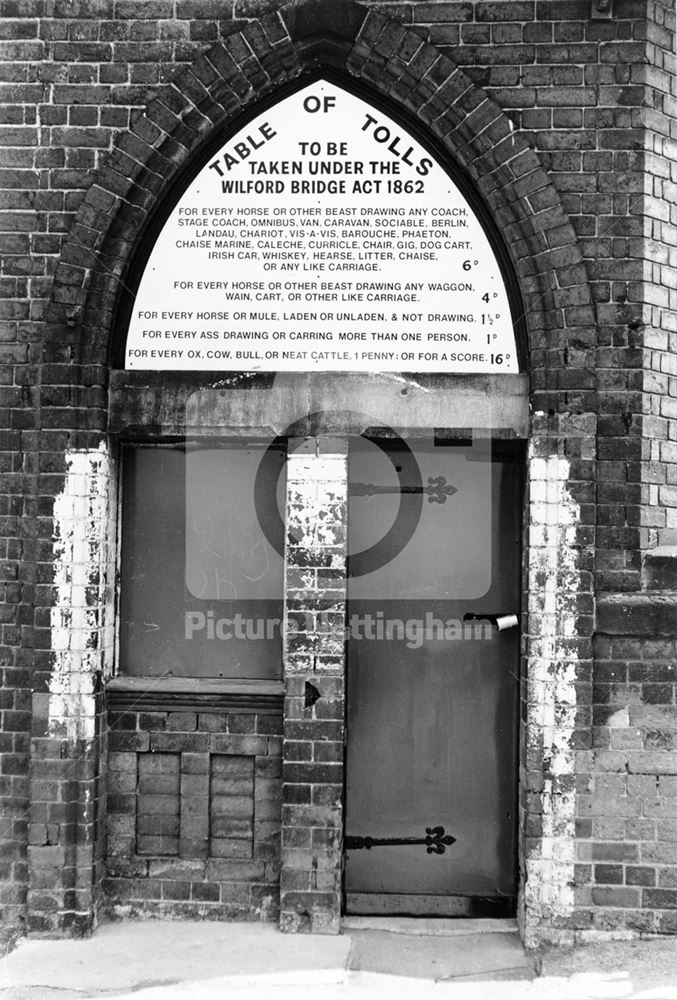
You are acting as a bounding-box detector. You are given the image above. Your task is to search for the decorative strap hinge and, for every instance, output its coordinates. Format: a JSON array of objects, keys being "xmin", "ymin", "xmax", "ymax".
[
  {"xmin": 345, "ymin": 825, "xmax": 456, "ymax": 855},
  {"xmin": 349, "ymin": 476, "xmax": 457, "ymax": 504}
]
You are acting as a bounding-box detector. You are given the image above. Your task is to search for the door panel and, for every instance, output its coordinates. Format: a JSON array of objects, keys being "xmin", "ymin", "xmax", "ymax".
[{"xmin": 344, "ymin": 440, "xmax": 522, "ymax": 912}]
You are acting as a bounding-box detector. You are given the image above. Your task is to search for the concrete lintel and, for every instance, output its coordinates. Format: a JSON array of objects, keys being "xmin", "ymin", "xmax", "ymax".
[{"xmin": 108, "ymin": 371, "xmax": 530, "ymax": 439}]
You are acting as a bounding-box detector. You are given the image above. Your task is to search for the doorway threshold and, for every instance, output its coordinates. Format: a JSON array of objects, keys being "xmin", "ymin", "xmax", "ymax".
[{"xmin": 342, "ymin": 916, "xmax": 518, "ymax": 937}]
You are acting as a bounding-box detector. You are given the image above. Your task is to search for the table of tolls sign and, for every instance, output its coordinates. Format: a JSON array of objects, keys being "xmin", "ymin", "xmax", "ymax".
[{"xmin": 124, "ymin": 80, "xmax": 519, "ymax": 373}]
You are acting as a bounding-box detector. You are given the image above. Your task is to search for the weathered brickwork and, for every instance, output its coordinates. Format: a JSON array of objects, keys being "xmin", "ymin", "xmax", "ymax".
[
  {"xmin": 638, "ymin": 3, "xmax": 677, "ymax": 551},
  {"xmin": 281, "ymin": 439, "xmax": 347, "ymax": 933},
  {"xmin": 0, "ymin": 0, "xmax": 676, "ymax": 948},
  {"xmin": 104, "ymin": 702, "xmax": 282, "ymax": 920},
  {"xmin": 578, "ymin": 629, "xmax": 677, "ymax": 936},
  {"xmin": 26, "ymin": 444, "xmax": 114, "ymax": 934},
  {"xmin": 521, "ymin": 412, "xmax": 596, "ymax": 945},
  {"xmin": 26, "ymin": 729, "xmax": 106, "ymax": 935},
  {"xmin": 571, "ymin": 577, "xmax": 677, "ymax": 937}
]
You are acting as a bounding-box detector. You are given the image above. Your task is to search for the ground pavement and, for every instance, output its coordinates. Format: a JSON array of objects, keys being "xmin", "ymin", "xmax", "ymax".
[{"xmin": 2, "ymin": 917, "xmax": 677, "ymax": 999}]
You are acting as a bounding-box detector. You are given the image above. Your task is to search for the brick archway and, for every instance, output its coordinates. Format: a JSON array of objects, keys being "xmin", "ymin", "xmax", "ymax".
[{"xmin": 31, "ymin": 0, "xmax": 598, "ymax": 943}]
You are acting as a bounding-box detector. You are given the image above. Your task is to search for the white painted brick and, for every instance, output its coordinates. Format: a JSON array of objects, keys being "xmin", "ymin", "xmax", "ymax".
[
  {"xmin": 49, "ymin": 443, "xmax": 116, "ymax": 744},
  {"xmin": 523, "ymin": 443, "xmax": 580, "ymax": 948}
]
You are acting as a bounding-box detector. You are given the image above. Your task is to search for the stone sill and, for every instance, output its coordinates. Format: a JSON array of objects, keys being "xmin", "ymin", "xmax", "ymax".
[
  {"xmin": 106, "ymin": 676, "xmax": 284, "ymax": 714},
  {"xmin": 642, "ymin": 545, "xmax": 677, "ymax": 591},
  {"xmin": 596, "ymin": 593, "xmax": 677, "ymax": 637}
]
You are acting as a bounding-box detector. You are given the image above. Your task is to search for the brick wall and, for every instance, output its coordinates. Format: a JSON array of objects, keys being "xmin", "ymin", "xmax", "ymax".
[
  {"xmin": 280, "ymin": 439, "xmax": 347, "ymax": 933},
  {"xmin": 637, "ymin": 1, "xmax": 677, "ymax": 548},
  {"xmin": 583, "ymin": 629, "xmax": 677, "ymax": 934},
  {"xmin": 104, "ymin": 697, "xmax": 282, "ymax": 920},
  {"xmin": 26, "ymin": 728, "xmax": 105, "ymax": 935},
  {"xmin": 520, "ymin": 412, "xmax": 596, "ymax": 945},
  {"xmin": 27, "ymin": 444, "xmax": 114, "ymax": 933},
  {"xmin": 1, "ymin": 0, "xmax": 677, "ymax": 945}
]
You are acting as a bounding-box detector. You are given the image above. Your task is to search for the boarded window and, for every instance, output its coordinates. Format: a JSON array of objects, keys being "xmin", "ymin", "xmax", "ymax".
[{"xmin": 119, "ymin": 444, "xmax": 285, "ymax": 678}]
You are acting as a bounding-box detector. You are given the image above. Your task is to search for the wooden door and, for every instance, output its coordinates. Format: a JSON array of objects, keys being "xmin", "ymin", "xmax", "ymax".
[{"xmin": 344, "ymin": 439, "xmax": 522, "ymax": 916}]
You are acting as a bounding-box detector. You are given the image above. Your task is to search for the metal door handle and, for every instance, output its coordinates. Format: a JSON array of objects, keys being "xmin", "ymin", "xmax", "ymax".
[{"xmin": 463, "ymin": 613, "xmax": 519, "ymax": 631}]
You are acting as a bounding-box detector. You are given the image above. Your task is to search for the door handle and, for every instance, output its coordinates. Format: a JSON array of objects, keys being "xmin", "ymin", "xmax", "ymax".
[{"xmin": 463, "ymin": 613, "xmax": 519, "ymax": 631}]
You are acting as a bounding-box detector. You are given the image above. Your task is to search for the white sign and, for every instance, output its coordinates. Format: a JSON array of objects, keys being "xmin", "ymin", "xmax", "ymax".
[{"xmin": 124, "ymin": 80, "xmax": 519, "ymax": 373}]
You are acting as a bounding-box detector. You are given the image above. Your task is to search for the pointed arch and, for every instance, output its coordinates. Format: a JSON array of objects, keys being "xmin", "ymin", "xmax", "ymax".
[{"xmin": 45, "ymin": 0, "xmax": 595, "ymax": 411}]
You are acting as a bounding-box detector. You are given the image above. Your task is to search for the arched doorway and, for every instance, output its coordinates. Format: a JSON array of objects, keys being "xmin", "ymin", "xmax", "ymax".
[
  {"xmin": 35, "ymin": 1, "xmax": 596, "ymax": 944},
  {"xmin": 110, "ymin": 71, "xmax": 529, "ymax": 926}
]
